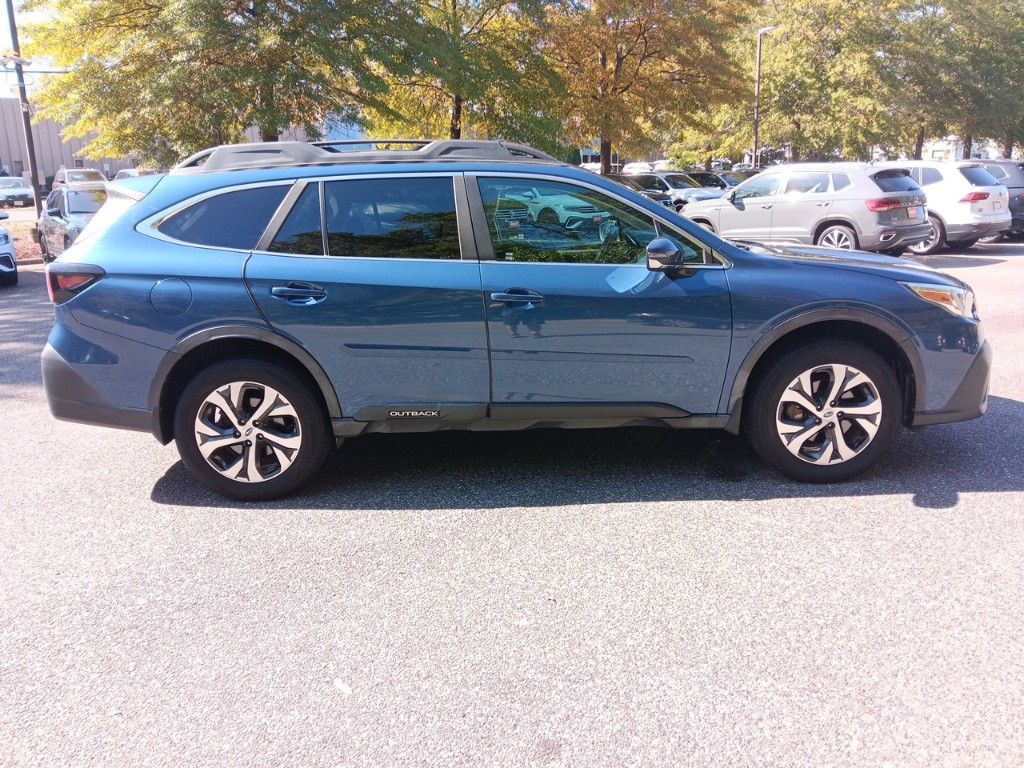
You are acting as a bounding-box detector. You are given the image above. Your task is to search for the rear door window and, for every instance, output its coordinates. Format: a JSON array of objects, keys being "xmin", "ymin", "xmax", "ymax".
[
  {"xmin": 158, "ymin": 185, "xmax": 289, "ymax": 249},
  {"xmin": 323, "ymin": 176, "xmax": 460, "ymax": 259},
  {"xmin": 268, "ymin": 184, "xmax": 323, "ymax": 255},
  {"xmin": 870, "ymin": 170, "xmax": 921, "ymax": 193},
  {"xmin": 784, "ymin": 172, "xmax": 830, "ymax": 194},
  {"xmin": 959, "ymin": 166, "xmax": 1000, "ymax": 187}
]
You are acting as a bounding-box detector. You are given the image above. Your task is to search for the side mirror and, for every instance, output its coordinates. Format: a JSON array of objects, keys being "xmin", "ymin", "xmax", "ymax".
[
  {"xmin": 646, "ymin": 237, "xmax": 683, "ymax": 271},
  {"xmin": 0, "ymin": 211, "xmax": 8, "ymax": 221},
  {"xmin": 727, "ymin": 190, "xmax": 737, "ymax": 203},
  {"xmin": 47, "ymin": 207, "xmax": 60, "ymax": 218}
]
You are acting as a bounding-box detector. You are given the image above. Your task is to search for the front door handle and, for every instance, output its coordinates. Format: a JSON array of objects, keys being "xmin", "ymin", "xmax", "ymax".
[
  {"xmin": 490, "ymin": 290, "xmax": 544, "ymax": 303},
  {"xmin": 271, "ymin": 282, "xmax": 327, "ymax": 305},
  {"xmin": 760, "ymin": 204, "xmax": 773, "ymax": 209}
]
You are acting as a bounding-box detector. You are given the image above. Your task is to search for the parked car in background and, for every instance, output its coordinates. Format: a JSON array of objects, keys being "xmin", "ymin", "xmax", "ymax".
[
  {"xmin": 37, "ymin": 184, "xmax": 108, "ymax": 262},
  {"xmin": 510, "ymin": 184, "xmax": 611, "ymax": 228},
  {"xmin": 718, "ymin": 171, "xmax": 750, "ymax": 187},
  {"xmin": 605, "ymin": 174, "xmax": 674, "ymax": 208},
  {"xmin": 877, "ymin": 160, "xmax": 1011, "ymax": 255},
  {"xmin": 631, "ymin": 172, "xmax": 725, "ymax": 211},
  {"xmin": 52, "ymin": 167, "xmax": 107, "ymax": 188},
  {"xmin": 41, "ymin": 139, "xmax": 990, "ymax": 500},
  {"xmin": 622, "ymin": 161, "xmax": 654, "ymax": 174},
  {"xmin": 0, "ymin": 211, "xmax": 16, "ymax": 287},
  {"xmin": 978, "ymin": 158, "xmax": 1024, "ymax": 241},
  {"xmin": 686, "ymin": 170, "xmax": 735, "ymax": 189},
  {"xmin": 684, "ymin": 163, "xmax": 931, "ymax": 254},
  {"xmin": 0, "ymin": 177, "xmax": 35, "ymax": 207},
  {"xmin": 113, "ymin": 168, "xmax": 162, "ymax": 181}
]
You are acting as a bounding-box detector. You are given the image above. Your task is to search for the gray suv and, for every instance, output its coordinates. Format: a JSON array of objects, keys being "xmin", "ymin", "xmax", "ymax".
[
  {"xmin": 979, "ymin": 158, "xmax": 1024, "ymax": 240},
  {"xmin": 684, "ymin": 163, "xmax": 932, "ymax": 253}
]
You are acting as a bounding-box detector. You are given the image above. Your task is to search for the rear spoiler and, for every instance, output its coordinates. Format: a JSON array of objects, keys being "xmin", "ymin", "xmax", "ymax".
[{"xmin": 106, "ymin": 174, "xmax": 165, "ymax": 201}]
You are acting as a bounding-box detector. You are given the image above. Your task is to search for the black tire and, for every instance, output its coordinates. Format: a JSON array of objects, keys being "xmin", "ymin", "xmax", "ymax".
[
  {"xmin": 174, "ymin": 359, "xmax": 331, "ymax": 500},
  {"xmin": 0, "ymin": 268, "xmax": 16, "ymax": 287},
  {"xmin": 674, "ymin": 202, "xmax": 686, "ymax": 213},
  {"xmin": 692, "ymin": 219, "xmax": 715, "ymax": 233},
  {"xmin": 880, "ymin": 246, "xmax": 905, "ymax": 257},
  {"xmin": 744, "ymin": 341, "xmax": 901, "ymax": 482},
  {"xmin": 908, "ymin": 214, "xmax": 945, "ymax": 256}
]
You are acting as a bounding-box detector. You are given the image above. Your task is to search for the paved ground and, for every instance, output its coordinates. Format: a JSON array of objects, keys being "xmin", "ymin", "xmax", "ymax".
[{"xmin": 2, "ymin": 245, "xmax": 1023, "ymax": 767}]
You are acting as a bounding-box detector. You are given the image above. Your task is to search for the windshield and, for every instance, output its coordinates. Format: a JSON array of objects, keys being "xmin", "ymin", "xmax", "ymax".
[
  {"xmin": 66, "ymin": 170, "xmax": 106, "ymax": 183},
  {"xmin": 665, "ymin": 174, "xmax": 699, "ymax": 188},
  {"xmin": 607, "ymin": 175, "xmax": 643, "ymax": 191},
  {"xmin": 67, "ymin": 189, "xmax": 107, "ymax": 214},
  {"xmin": 0, "ymin": 178, "xmax": 25, "ymax": 189}
]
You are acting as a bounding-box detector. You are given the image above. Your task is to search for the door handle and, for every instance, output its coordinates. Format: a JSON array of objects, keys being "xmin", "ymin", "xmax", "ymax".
[
  {"xmin": 760, "ymin": 204, "xmax": 773, "ymax": 209},
  {"xmin": 490, "ymin": 290, "xmax": 544, "ymax": 303},
  {"xmin": 271, "ymin": 282, "xmax": 327, "ymax": 305}
]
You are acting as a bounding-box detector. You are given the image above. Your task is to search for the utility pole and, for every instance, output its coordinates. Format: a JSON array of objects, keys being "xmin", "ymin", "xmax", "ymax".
[
  {"xmin": 4, "ymin": 0, "xmax": 44, "ymax": 216},
  {"xmin": 752, "ymin": 25, "xmax": 779, "ymax": 170}
]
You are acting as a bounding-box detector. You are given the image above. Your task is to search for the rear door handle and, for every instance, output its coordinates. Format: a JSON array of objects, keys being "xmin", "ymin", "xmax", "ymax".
[
  {"xmin": 490, "ymin": 290, "xmax": 544, "ymax": 303},
  {"xmin": 760, "ymin": 204, "xmax": 773, "ymax": 209},
  {"xmin": 271, "ymin": 282, "xmax": 327, "ymax": 305}
]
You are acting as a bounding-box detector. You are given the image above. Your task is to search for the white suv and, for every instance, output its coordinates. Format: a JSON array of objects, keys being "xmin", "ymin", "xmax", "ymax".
[
  {"xmin": 0, "ymin": 210, "xmax": 16, "ymax": 287},
  {"xmin": 877, "ymin": 160, "xmax": 1011, "ymax": 255}
]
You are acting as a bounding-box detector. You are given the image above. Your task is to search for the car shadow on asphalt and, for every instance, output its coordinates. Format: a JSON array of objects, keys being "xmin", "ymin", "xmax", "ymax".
[{"xmin": 151, "ymin": 395, "xmax": 1024, "ymax": 512}]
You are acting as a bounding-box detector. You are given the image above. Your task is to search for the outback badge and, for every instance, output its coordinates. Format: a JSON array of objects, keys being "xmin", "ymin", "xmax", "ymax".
[{"xmin": 388, "ymin": 409, "xmax": 441, "ymax": 418}]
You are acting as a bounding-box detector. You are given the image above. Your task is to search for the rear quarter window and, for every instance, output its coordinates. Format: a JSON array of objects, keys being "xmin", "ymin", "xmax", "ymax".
[
  {"xmin": 870, "ymin": 170, "xmax": 921, "ymax": 193},
  {"xmin": 157, "ymin": 185, "xmax": 289, "ymax": 249},
  {"xmin": 959, "ymin": 166, "xmax": 1000, "ymax": 187}
]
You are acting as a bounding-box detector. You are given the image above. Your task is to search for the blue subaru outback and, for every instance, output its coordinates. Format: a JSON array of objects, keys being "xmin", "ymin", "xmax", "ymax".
[{"xmin": 42, "ymin": 140, "xmax": 991, "ymax": 500}]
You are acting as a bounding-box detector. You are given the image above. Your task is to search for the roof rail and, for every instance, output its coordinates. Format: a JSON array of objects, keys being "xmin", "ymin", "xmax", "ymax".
[{"xmin": 172, "ymin": 139, "xmax": 559, "ymax": 173}]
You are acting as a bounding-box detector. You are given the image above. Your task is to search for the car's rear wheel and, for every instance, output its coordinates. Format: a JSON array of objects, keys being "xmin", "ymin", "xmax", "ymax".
[
  {"xmin": 908, "ymin": 214, "xmax": 945, "ymax": 256},
  {"xmin": 174, "ymin": 360, "xmax": 330, "ymax": 500},
  {"xmin": 979, "ymin": 232, "xmax": 1004, "ymax": 244},
  {"xmin": 745, "ymin": 341, "xmax": 901, "ymax": 482},
  {"xmin": 536, "ymin": 208, "xmax": 559, "ymax": 226},
  {"xmin": 815, "ymin": 224, "xmax": 858, "ymax": 250}
]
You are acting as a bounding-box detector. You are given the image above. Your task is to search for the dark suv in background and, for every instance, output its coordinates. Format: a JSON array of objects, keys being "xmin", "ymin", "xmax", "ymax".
[
  {"xmin": 980, "ymin": 158, "xmax": 1024, "ymax": 240},
  {"xmin": 42, "ymin": 140, "xmax": 990, "ymax": 500}
]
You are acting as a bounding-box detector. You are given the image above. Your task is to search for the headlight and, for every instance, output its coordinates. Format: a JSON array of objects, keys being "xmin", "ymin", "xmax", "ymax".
[
  {"xmin": 902, "ymin": 282, "xmax": 976, "ymax": 319},
  {"xmin": 0, "ymin": 233, "xmax": 9, "ymax": 245}
]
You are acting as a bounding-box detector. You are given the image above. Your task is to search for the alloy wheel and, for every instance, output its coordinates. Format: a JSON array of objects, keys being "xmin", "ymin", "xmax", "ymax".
[
  {"xmin": 193, "ymin": 380, "xmax": 302, "ymax": 483},
  {"xmin": 910, "ymin": 219, "xmax": 940, "ymax": 254},
  {"xmin": 818, "ymin": 227, "xmax": 855, "ymax": 249},
  {"xmin": 774, "ymin": 363, "xmax": 883, "ymax": 465}
]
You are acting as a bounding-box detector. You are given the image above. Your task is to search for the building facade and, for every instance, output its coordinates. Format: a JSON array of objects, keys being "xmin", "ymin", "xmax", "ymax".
[{"xmin": 0, "ymin": 97, "xmax": 135, "ymax": 183}]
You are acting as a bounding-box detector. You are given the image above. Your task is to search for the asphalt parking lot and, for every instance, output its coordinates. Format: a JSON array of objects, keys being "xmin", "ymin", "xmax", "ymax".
[{"xmin": 2, "ymin": 245, "xmax": 1023, "ymax": 767}]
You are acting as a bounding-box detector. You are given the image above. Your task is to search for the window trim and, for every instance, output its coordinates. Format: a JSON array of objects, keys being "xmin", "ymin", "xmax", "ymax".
[
  {"xmin": 465, "ymin": 171, "xmax": 729, "ymax": 269},
  {"xmin": 252, "ymin": 171, "xmax": 470, "ymax": 262},
  {"xmin": 138, "ymin": 179, "xmax": 295, "ymax": 253}
]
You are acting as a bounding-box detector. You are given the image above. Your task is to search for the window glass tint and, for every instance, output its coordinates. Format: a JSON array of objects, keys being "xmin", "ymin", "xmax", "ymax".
[
  {"xmin": 921, "ymin": 167, "xmax": 943, "ymax": 185},
  {"xmin": 959, "ymin": 166, "xmax": 999, "ymax": 186},
  {"xmin": 269, "ymin": 184, "xmax": 323, "ymax": 254},
  {"xmin": 476, "ymin": 177, "xmax": 693, "ymax": 265},
  {"xmin": 831, "ymin": 173, "xmax": 851, "ymax": 191},
  {"xmin": 66, "ymin": 170, "xmax": 106, "ymax": 183},
  {"xmin": 159, "ymin": 186, "xmax": 288, "ymax": 249},
  {"xmin": 982, "ymin": 164, "xmax": 1008, "ymax": 181},
  {"xmin": 636, "ymin": 175, "xmax": 666, "ymax": 192},
  {"xmin": 785, "ymin": 172, "xmax": 830, "ymax": 194},
  {"xmin": 665, "ymin": 174, "xmax": 699, "ymax": 189},
  {"xmin": 324, "ymin": 177, "xmax": 459, "ymax": 259},
  {"xmin": 67, "ymin": 189, "xmax": 107, "ymax": 214},
  {"xmin": 733, "ymin": 174, "xmax": 780, "ymax": 200},
  {"xmin": 870, "ymin": 170, "xmax": 920, "ymax": 193},
  {"xmin": 688, "ymin": 172, "xmax": 724, "ymax": 187}
]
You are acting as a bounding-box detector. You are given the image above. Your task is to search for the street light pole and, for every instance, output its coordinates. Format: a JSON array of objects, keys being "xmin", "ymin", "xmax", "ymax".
[
  {"xmin": 752, "ymin": 25, "xmax": 779, "ymax": 170},
  {"xmin": 4, "ymin": 0, "xmax": 44, "ymax": 216}
]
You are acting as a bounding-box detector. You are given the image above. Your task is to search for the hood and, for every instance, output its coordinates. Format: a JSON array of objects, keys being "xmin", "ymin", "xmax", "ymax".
[{"xmin": 736, "ymin": 241, "xmax": 965, "ymax": 287}]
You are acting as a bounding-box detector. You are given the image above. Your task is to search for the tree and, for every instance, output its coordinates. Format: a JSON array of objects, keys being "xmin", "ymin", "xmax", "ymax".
[
  {"xmin": 362, "ymin": 0, "xmax": 562, "ymax": 148},
  {"xmin": 545, "ymin": 0, "xmax": 749, "ymax": 174},
  {"xmin": 23, "ymin": 0, "xmax": 421, "ymax": 165}
]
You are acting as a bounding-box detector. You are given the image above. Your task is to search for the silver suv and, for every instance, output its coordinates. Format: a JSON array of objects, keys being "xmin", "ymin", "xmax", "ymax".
[{"xmin": 684, "ymin": 163, "xmax": 932, "ymax": 253}]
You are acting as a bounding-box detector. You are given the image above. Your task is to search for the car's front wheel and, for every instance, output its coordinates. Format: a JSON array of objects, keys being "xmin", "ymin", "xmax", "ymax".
[
  {"xmin": 0, "ymin": 267, "xmax": 16, "ymax": 287},
  {"xmin": 174, "ymin": 360, "xmax": 331, "ymax": 500},
  {"xmin": 815, "ymin": 224, "xmax": 858, "ymax": 250},
  {"xmin": 745, "ymin": 341, "xmax": 901, "ymax": 482}
]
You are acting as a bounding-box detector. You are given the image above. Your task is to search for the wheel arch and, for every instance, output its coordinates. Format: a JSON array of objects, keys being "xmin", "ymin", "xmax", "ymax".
[
  {"xmin": 813, "ymin": 218, "xmax": 860, "ymax": 244},
  {"xmin": 724, "ymin": 312, "xmax": 924, "ymax": 434},
  {"xmin": 148, "ymin": 326, "xmax": 342, "ymax": 444}
]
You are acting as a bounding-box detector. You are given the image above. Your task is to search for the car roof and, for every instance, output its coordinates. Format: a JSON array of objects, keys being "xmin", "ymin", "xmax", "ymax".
[
  {"xmin": 62, "ymin": 182, "xmax": 108, "ymax": 192},
  {"xmin": 755, "ymin": 162, "xmax": 874, "ymax": 174}
]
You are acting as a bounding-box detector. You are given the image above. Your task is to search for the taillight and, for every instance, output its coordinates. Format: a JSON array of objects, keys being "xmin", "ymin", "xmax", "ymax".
[
  {"xmin": 960, "ymin": 191, "xmax": 990, "ymax": 203},
  {"xmin": 866, "ymin": 199, "xmax": 904, "ymax": 212},
  {"xmin": 46, "ymin": 264, "xmax": 105, "ymax": 305}
]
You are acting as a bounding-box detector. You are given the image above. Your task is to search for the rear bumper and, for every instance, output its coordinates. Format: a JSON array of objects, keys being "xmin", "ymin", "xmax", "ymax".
[
  {"xmin": 862, "ymin": 221, "xmax": 932, "ymax": 251},
  {"xmin": 911, "ymin": 340, "xmax": 991, "ymax": 428},
  {"xmin": 946, "ymin": 219, "xmax": 1011, "ymax": 240},
  {"xmin": 41, "ymin": 342, "xmax": 153, "ymax": 433}
]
